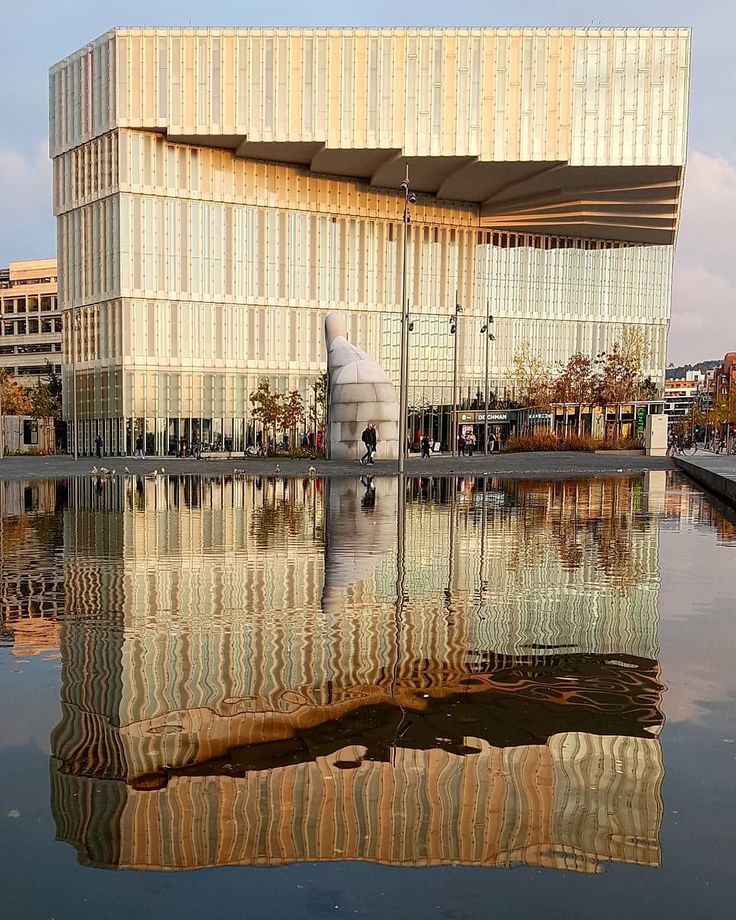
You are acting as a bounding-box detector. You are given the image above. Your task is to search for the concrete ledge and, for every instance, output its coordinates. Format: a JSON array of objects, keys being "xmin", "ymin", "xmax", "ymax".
[
  {"xmin": 675, "ymin": 457, "xmax": 736, "ymax": 508},
  {"xmin": 594, "ymin": 449, "xmax": 646, "ymax": 456},
  {"xmin": 0, "ymin": 451, "xmax": 676, "ymax": 482}
]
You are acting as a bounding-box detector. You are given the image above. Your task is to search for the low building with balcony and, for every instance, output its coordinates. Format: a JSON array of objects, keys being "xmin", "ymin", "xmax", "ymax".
[{"xmin": 0, "ymin": 258, "xmax": 61, "ymax": 388}]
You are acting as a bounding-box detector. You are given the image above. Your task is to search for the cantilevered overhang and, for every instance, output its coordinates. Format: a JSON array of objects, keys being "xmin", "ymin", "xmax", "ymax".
[
  {"xmin": 52, "ymin": 28, "xmax": 690, "ymax": 244},
  {"xmin": 480, "ymin": 162, "xmax": 683, "ymax": 244},
  {"xmin": 168, "ymin": 136, "xmax": 682, "ymax": 243}
]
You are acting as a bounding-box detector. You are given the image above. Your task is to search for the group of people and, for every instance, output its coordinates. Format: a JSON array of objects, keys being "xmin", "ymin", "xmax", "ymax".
[
  {"xmin": 359, "ymin": 423, "xmax": 507, "ymax": 463},
  {"xmin": 457, "ymin": 431, "xmax": 477, "ymax": 456},
  {"xmin": 457, "ymin": 430, "xmax": 501, "ymax": 456}
]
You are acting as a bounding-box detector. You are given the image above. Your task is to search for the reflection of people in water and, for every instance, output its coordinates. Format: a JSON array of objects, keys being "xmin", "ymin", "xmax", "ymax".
[{"xmin": 360, "ymin": 476, "xmax": 376, "ymax": 512}]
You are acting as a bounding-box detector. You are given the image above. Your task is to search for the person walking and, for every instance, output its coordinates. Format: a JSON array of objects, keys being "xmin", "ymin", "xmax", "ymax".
[
  {"xmin": 134, "ymin": 435, "xmax": 144, "ymax": 459},
  {"xmin": 420, "ymin": 434, "xmax": 431, "ymax": 459},
  {"xmin": 458, "ymin": 433, "xmax": 466, "ymax": 457},
  {"xmin": 360, "ymin": 422, "xmax": 377, "ymax": 465},
  {"xmin": 95, "ymin": 433, "xmax": 103, "ymax": 458},
  {"xmin": 466, "ymin": 430, "xmax": 476, "ymax": 456}
]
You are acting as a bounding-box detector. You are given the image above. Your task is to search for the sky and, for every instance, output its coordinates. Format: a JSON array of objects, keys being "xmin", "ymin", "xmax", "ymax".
[{"xmin": 0, "ymin": 0, "xmax": 732, "ymax": 364}]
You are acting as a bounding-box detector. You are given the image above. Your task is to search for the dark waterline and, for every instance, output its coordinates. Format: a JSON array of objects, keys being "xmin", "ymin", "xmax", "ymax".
[{"xmin": 1, "ymin": 471, "xmax": 735, "ymax": 920}]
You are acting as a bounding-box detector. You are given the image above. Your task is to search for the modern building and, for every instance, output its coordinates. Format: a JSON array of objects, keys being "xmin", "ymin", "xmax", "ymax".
[
  {"xmin": 0, "ymin": 259, "xmax": 61, "ymax": 388},
  {"xmin": 50, "ymin": 28, "xmax": 690, "ymax": 455}
]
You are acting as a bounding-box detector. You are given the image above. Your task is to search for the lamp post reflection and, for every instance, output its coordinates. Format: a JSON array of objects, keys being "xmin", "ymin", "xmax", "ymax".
[{"xmin": 393, "ymin": 474, "xmax": 408, "ymax": 762}]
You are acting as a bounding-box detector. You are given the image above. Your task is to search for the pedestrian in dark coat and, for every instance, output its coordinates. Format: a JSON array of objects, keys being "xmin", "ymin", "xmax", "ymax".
[{"xmin": 360, "ymin": 423, "xmax": 377, "ymax": 464}]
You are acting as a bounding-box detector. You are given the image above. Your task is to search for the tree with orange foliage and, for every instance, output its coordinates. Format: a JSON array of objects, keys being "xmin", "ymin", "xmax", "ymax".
[
  {"xmin": 553, "ymin": 352, "xmax": 597, "ymax": 404},
  {"xmin": 0, "ymin": 369, "xmax": 32, "ymax": 415}
]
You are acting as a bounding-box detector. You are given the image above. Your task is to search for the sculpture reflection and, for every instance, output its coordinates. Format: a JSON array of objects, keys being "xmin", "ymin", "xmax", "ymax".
[
  {"xmin": 321, "ymin": 476, "xmax": 397, "ymax": 613},
  {"xmin": 48, "ymin": 474, "xmax": 665, "ymax": 872}
]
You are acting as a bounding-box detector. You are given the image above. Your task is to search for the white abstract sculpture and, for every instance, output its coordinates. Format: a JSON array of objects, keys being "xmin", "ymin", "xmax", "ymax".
[{"xmin": 324, "ymin": 312, "xmax": 399, "ymax": 460}]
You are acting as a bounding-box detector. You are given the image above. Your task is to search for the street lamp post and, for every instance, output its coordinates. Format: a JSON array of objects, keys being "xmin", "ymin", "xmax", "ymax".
[
  {"xmin": 69, "ymin": 307, "xmax": 79, "ymax": 460},
  {"xmin": 398, "ymin": 165, "xmax": 416, "ymax": 475},
  {"xmin": 480, "ymin": 312, "xmax": 495, "ymax": 454},
  {"xmin": 721, "ymin": 373, "xmax": 733, "ymax": 455},
  {"xmin": 450, "ymin": 297, "xmax": 462, "ymax": 457}
]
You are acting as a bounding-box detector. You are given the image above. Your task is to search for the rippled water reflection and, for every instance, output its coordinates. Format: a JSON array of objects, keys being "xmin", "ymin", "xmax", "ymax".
[{"xmin": 1, "ymin": 471, "xmax": 735, "ymax": 918}]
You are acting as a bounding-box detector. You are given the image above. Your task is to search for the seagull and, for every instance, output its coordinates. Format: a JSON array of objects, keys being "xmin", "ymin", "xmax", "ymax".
[
  {"xmin": 308, "ymin": 466, "xmax": 316, "ymax": 477},
  {"xmin": 124, "ymin": 466, "xmax": 131, "ymax": 474},
  {"xmin": 275, "ymin": 464, "xmax": 281, "ymax": 475}
]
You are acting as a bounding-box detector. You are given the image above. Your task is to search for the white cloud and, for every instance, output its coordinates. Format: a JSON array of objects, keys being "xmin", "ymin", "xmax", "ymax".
[
  {"xmin": 670, "ymin": 151, "xmax": 736, "ymax": 364},
  {"xmin": 0, "ymin": 139, "xmax": 55, "ymax": 263}
]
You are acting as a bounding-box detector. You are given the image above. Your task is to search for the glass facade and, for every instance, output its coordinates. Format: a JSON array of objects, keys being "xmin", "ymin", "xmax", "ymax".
[{"xmin": 51, "ymin": 29, "xmax": 689, "ymax": 455}]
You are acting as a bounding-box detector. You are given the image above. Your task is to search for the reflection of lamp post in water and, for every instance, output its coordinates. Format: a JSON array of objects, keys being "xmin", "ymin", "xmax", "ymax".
[
  {"xmin": 480, "ymin": 312, "xmax": 495, "ymax": 454},
  {"xmin": 398, "ymin": 165, "xmax": 416, "ymax": 475},
  {"xmin": 478, "ymin": 475, "xmax": 488, "ymax": 603},
  {"xmin": 392, "ymin": 474, "xmax": 408, "ymax": 759},
  {"xmin": 450, "ymin": 299, "xmax": 463, "ymax": 457},
  {"xmin": 444, "ymin": 478, "xmax": 457, "ymax": 621}
]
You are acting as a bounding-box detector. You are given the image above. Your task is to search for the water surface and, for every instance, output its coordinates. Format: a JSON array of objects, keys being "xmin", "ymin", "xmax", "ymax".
[{"xmin": 1, "ymin": 472, "xmax": 734, "ymax": 919}]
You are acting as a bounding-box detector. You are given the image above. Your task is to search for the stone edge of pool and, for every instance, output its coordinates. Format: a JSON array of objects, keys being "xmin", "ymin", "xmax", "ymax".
[
  {"xmin": 0, "ymin": 452, "xmax": 677, "ymax": 482},
  {"xmin": 674, "ymin": 455, "xmax": 736, "ymax": 509}
]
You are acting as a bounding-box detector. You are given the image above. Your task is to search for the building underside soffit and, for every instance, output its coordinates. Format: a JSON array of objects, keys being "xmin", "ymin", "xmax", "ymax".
[{"xmin": 166, "ymin": 133, "xmax": 682, "ymax": 243}]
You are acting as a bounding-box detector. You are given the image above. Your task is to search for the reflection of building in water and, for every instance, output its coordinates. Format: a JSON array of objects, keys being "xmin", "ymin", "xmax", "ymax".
[
  {"xmin": 0, "ymin": 480, "xmax": 67, "ymax": 655},
  {"xmin": 398, "ymin": 476, "xmax": 662, "ymax": 659},
  {"xmin": 51, "ymin": 474, "xmax": 664, "ymax": 872},
  {"xmin": 55, "ymin": 733, "xmax": 662, "ymax": 872},
  {"xmin": 658, "ymin": 470, "xmax": 736, "ymax": 543}
]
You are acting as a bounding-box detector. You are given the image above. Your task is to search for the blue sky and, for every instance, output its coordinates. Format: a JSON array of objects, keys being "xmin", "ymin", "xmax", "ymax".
[{"xmin": 0, "ymin": 0, "xmax": 732, "ymax": 363}]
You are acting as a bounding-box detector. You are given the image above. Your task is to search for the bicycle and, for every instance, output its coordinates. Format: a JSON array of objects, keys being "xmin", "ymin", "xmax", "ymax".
[{"xmin": 677, "ymin": 435, "xmax": 697, "ymax": 456}]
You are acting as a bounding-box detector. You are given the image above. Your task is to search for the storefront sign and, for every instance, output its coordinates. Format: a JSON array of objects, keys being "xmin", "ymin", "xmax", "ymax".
[
  {"xmin": 636, "ymin": 406, "xmax": 646, "ymax": 438},
  {"xmin": 458, "ymin": 410, "xmax": 513, "ymax": 424}
]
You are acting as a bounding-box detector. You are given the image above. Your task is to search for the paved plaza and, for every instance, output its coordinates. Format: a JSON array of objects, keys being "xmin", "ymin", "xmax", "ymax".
[{"xmin": 0, "ymin": 451, "xmax": 675, "ymax": 482}]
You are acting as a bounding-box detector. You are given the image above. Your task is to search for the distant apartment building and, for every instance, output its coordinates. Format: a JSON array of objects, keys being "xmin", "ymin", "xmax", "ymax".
[
  {"xmin": 663, "ymin": 376, "xmax": 701, "ymax": 419},
  {"xmin": 0, "ymin": 259, "xmax": 62, "ymax": 387},
  {"xmin": 713, "ymin": 352, "xmax": 736, "ymax": 404}
]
